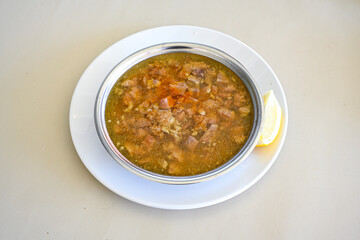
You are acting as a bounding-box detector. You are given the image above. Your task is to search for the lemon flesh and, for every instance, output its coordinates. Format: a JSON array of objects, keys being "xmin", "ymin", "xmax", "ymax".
[{"xmin": 256, "ymin": 90, "xmax": 282, "ymax": 147}]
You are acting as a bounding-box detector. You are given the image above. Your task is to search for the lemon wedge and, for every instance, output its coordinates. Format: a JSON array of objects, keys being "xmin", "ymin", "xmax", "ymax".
[{"xmin": 256, "ymin": 90, "xmax": 282, "ymax": 147}]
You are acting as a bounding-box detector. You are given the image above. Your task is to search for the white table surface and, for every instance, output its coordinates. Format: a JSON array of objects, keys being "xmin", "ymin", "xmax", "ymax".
[{"xmin": 1, "ymin": 0, "xmax": 359, "ymax": 239}]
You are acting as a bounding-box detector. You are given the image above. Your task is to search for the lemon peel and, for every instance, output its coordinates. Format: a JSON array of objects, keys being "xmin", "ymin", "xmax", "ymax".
[{"xmin": 256, "ymin": 90, "xmax": 282, "ymax": 147}]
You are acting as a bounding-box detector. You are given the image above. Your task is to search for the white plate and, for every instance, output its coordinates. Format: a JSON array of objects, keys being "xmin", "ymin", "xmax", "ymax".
[{"xmin": 69, "ymin": 25, "xmax": 288, "ymax": 210}]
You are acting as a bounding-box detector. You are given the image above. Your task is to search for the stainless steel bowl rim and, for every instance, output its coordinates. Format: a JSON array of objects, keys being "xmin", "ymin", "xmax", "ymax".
[{"xmin": 95, "ymin": 42, "xmax": 264, "ymax": 185}]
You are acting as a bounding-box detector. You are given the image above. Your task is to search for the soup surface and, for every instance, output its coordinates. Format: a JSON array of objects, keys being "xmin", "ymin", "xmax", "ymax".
[{"xmin": 105, "ymin": 52, "xmax": 253, "ymax": 176}]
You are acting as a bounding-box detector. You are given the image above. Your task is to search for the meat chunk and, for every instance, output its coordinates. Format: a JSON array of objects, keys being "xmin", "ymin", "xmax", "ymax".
[
  {"xmin": 191, "ymin": 68, "xmax": 205, "ymax": 78},
  {"xmin": 184, "ymin": 96, "xmax": 198, "ymax": 104},
  {"xmin": 223, "ymin": 84, "xmax": 237, "ymax": 92},
  {"xmin": 149, "ymin": 66, "xmax": 167, "ymax": 76},
  {"xmin": 199, "ymin": 124, "xmax": 218, "ymax": 144},
  {"xmin": 138, "ymin": 100, "xmax": 151, "ymax": 113},
  {"xmin": 142, "ymin": 135, "xmax": 156, "ymax": 149},
  {"xmin": 204, "ymin": 68, "xmax": 217, "ymax": 85},
  {"xmin": 200, "ymin": 85, "xmax": 211, "ymax": 97},
  {"xmin": 206, "ymin": 112, "xmax": 219, "ymax": 124},
  {"xmin": 150, "ymin": 124, "xmax": 163, "ymax": 138},
  {"xmin": 145, "ymin": 108, "xmax": 157, "ymax": 121},
  {"xmin": 135, "ymin": 128, "xmax": 147, "ymax": 139},
  {"xmin": 185, "ymin": 136, "xmax": 198, "ymax": 151},
  {"xmin": 170, "ymin": 82, "xmax": 188, "ymax": 95},
  {"xmin": 181, "ymin": 120, "xmax": 192, "ymax": 131},
  {"xmin": 186, "ymin": 87, "xmax": 200, "ymax": 97},
  {"xmin": 122, "ymin": 92, "xmax": 133, "ymax": 106},
  {"xmin": 179, "ymin": 61, "xmax": 210, "ymax": 79},
  {"xmin": 124, "ymin": 142, "xmax": 145, "ymax": 156},
  {"xmin": 202, "ymin": 99, "xmax": 219, "ymax": 110},
  {"xmin": 133, "ymin": 118, "xmax": 150, "ymax": 128},
  {"xmin": 218, "ymin": 107, "xmax": 235, "ymax": 120},
  {"xmin": 194, "ymin": 114, "xmax": 208, "ymax": 132},
  {"xmin": 177, "ymin": 111, "xmax": 186, "ymax": 122},
  {"xmin": 170, "ymin": 149, "xmax": 183, "ymax": 162},
  {"xmin": 156, "ymin": 110, "xmax": 174, "ymax": 125},
  {"xmin": 178, "ymin": 69, "xmax": 188, "ymax": 79},
  {"xmin": 239, "ymin": 106, "xmax": 251, "ymax": 116},
  {"xmin": 216, "ymin": 71, "xmax": 230, "ymax": 83},
  {"xmin": 128, "ymin": 86, "xmax": 142, "ymax": 101},
  {"xmin": 185, "ymin": 107, "xmax": 196, "ymax": 117},
  {"xmin": 156, "ymin": 110, "xmax": 174, "ymax": 124},
  {"xmin": 155, "ymin": 110, "xmax": 175, "ymax": 133},
  {"xmin": 146, "ymin": 79, "xmax": 161, "ymax": 89},
  {"xmin": 187, "ymin": 75, "xmax": 200, "ymax": 85},
  {"xmin": 109, "ymin": 119, "xmax": 127, "ymax": 134},
  {"xmin": 224, "ymin": 99, "xmax": 233, "ymax": 109},
  {"xmin": 233, "ymin": 93, "xmax": 246, "ymax": 107},
  {"xmin": 121, "ymin": 77, "xmax": 137, "ymax": 87},
  {"xmin": 159, "ymin": 96, "xmax": 175, "ymax": 109},
  {"xmin": 187, "ymin": 62, "xmax": 210, "ymax": 77},
  {"xmin": 166, "ymin": 142, "xmax": 184, "ymax": 162},
  {"xmin": 211, "ymin": 85, "xmax": 218, "ymax": 95},
  {"xmin": 173, "ymin": 108, "xmax": 186, "ymax": 122},
  {"xmin": 142, "ymin": 73, "xmax": 149, "ymax": 86},
  {"xmin": 218, "ymin": 91, "xmax": 232, "ymax": 98}
]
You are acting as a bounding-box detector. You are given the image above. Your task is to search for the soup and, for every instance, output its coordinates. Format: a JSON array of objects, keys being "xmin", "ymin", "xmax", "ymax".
[{"xmin": 105, "ymin": 52, "xmax": 253, "ymax": 176}]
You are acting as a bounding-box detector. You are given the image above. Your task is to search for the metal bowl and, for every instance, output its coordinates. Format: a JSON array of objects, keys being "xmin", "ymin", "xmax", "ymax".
[{"xmin": 95, "ymin": 42, "xmax": 264, "ymax": 185}]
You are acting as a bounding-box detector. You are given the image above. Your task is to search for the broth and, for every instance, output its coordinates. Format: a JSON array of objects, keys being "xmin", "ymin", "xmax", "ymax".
[{"xmin": 105, "ymin": 52, "xmax": 253, "ymax": 176}]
